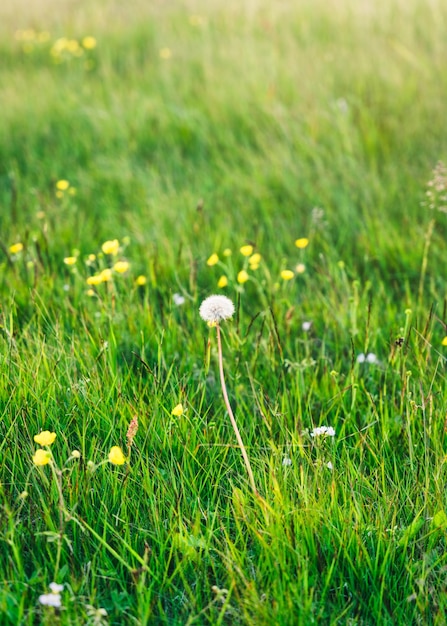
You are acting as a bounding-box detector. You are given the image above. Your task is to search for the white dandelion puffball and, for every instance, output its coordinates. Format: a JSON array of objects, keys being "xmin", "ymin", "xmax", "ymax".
[{"xmin": 199, "ymin": 295, "xmax": 235, "ymax": 324}]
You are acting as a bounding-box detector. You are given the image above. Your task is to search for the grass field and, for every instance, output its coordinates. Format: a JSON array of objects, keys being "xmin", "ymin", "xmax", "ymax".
[{"xmin": 1, "ymin": 0, "xmax": 447, "ymax": 623}]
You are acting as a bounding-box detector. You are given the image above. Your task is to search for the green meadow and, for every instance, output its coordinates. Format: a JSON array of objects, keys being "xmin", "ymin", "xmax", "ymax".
[{"xmin": 1, "ymin": 0, "xmax": 447, "ymax": 623}]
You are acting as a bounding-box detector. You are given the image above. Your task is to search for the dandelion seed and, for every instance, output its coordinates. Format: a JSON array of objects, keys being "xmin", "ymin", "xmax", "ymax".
[
  {"xmin": 9, "ymin": 242, "xmax": 23, "ymax": 254},
  {"xmin": 280, "ymin": 270, "xmax": 294, "ymax": 281},
  {"xmin": 34, "ymin": 431, "xmax": 56, "ymax": 446},
  {"xmin": 108, "ymin": 446, "xmax": 126, "ymax": 465},
  {"xmin": 295, "ymin": 237, "xmax": 309, "ymax": 249},
  {"xmin": 173, "ymin": 293, "xmax": 186, "ymax": 306},
  {"xmin": 135, "ymin": 275, "xmax": 147, "ymax": 286},
  {"xmin": 39, "ymin": 593, "xmax": 62, "ymax": 607},
  {"xmin": 240, "ymin": 245, "xmax": 253, "ymax": 257},
  {"xmin": 101, "ymin": 239, "xmax": 119, "ymax": 255},
  {"xmin": 311, "ymin": 426, "xmax": 335, "ymax": 438},
  {"xmin": 113, "ymin": 261, "xmax": 130, "ymax": 274},
  {"xmin": 207, "ymin": 253, "xmax": 219, "ymax": 266},
  {"xmin": 56, "ymin": 180, "xmax": 69, "ymax": 191},
  {"xmin": 237, "ymin": 270, "xmax": 249, "ymax": 284},
  {"xmin": 199, "ymin": 295, "xmax": 235, "ymax": 324},
  {"xmin": 33, "ymin": 449, "xmax": 52, "ymax": 466},
  {"xmin": 217, "ymin": 275, "xmax": 228, "ymax": 288},
  {"xmin": 63, "ymin": 256, "xmax": 77, "ymax": 266},
  {"xmin": 171, "ymin": 403, "xmax": 184, "ymax": 416},
  {"xmin": 49, "ymin": 583, "xmax": 64, "ymax": 594}
]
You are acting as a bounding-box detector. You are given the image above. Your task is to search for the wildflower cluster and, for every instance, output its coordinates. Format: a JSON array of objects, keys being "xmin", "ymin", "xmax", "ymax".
[
  {"xmin": 422, "ymin": 161, "xmax": 447, "ymax": 213},
  {"xmin": 204, "ymin": 237, "xmax": 310, "ymax": 290},
  {"xmin": 39, "ymin": 582, "xmax": 64, "ymax": 608},
  {"xmin": 15, "ymin": 29, "xmax": 97, "ymax": 67},
  {"xmin": 55, "ymin": 179, "xmax": 76, "ymax": 200}
]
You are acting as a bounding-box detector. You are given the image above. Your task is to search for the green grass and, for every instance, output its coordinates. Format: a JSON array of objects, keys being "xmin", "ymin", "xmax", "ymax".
[{"xmin": 1, "ymin": 0, "xmax": 447, "ymax": 623}]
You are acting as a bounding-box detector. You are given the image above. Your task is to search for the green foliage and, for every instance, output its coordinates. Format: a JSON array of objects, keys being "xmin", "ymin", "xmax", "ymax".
[{"xmin": 1, "ymin": 0, "xmax": 447, "ymax": 623}]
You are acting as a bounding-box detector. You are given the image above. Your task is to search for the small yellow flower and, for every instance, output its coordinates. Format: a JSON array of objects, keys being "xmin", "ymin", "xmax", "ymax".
[
  {"xmin": 55, "ymin": 191, "xmax": 64, "ymax": 199},
  {"xmin": 9, "ymin": 242, "xmax": 23, "ymax": 254},
  {"xmin": 159, "ymin": 47, "xmax": 172, "ymax": 59},
  {"xmin": 237, "ymin": 270, "xmax": 249, "ymax": 284},
  {"xmin": 82, "ymin": 36, "xmax": 97, "ymax": 49},
  {"xmin": 442, "ymin": 336, "xmax": 447, "ymax": 346},
  {"xmin": 34, "ymin": 431, "xmax": 57, "ymax": 446},
  {"xmin": 171, "ymin": 403, "xmax": 184, "ymax": 416},
  {"xmin": 101, "ymin": 239, "xmax": 120, "ymax": 255},
  {"xmin": 56, "ymin": 180, "xmax": 70, "ymax": 191},
  {"xmin": 63, "ymin": 256, "xmax": 77, "ymax": 266},
  {"xmin": 295, "ymin": 237, "xmax": 309, "ymax": 249},
  {"xmin": 100, "ymin": 269, "xmax": 113, "ymax": 282},
  {"xmin": 108, "ymin": 446, "xmax": 126, "ymax": 465},
  {"xmin": 33, "ymin": 449, "xmax": 52, "ymax": 466},
  {"xmin": 249, "ymin": 253, "xmax": 262, "ymax": 265},
  {"xmin": 217, "ymin": 275, "xmax": 228, "ymax": 288},
  {"xmin": 113, "ymin": 261, "xmax": 130, "ymax": 274},
  {"xmin": 240, "ymin": 245, "xmax": 254, "ymax": 257},
  {"xmin": 135, "ymin": 275, "xmax": 147, "ymax": 286},
  {"xmin": 86, "ymin": 289, "xmax": 95, "ymax": 297},
  {"xmin": 223, "ymin": 248, "xmax": 232, "ymax": 257},
  {"xmin": 207, "ymin": 253, "xmax": 219, "ymax": 266},
  {"xmin": 281, "ymin": 270, "xmax": 294, "ymax": 281},
  {"xmin": 295, "ymin": 263, "xmax": 306, "ymax": 274},
  {"xmin": 86, "ymin": 274, "xmax": 103, "ymax": 285}
]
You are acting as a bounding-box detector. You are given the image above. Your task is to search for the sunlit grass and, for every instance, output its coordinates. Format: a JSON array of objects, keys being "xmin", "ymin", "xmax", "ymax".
[{"xmin": 1, "ymin": 0, "xmax": 447, "ymax": 623}]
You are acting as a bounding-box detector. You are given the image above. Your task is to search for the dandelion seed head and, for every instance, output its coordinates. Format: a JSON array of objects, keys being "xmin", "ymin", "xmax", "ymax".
[{"xmin": 199, "ymin": 295, "xmax": 235, "ymax": 324}]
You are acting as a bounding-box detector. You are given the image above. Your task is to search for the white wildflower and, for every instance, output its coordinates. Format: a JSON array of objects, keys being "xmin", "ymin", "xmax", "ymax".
[
  {"xmin": 282, "ymin": 457, "xmax": 292, "ymax": 466},
  {"xmin": 326, "ymin": 461, "xmax": 334, "ymax": 470},
  {"xmin": 310, "ymin": 426, "xmax": 335, "ymax": 438},
  {"xmin": 199, "ymin": 295, "xmax": 235, "ymax": 324},
  {"xmin": 49, "ymin": 582, "xmax": 64, "ymax": 594},
  {"xmin": 356, "ymin": 353, "xmax": 366, "ymax": 363},
  {"xmin": 173, "ymin": 293, "xmax": 185, "ymax": 306},
  {"xmin": 302, "ymin": 321, "xmax": 312, "ymax": 332},
  {"xmin": 38, "ymin": 593, "xmax": 62, "ymax": 608},
  {"xmin": 366, "ymin": 353, "xmax": 378, "ymax": 364}
]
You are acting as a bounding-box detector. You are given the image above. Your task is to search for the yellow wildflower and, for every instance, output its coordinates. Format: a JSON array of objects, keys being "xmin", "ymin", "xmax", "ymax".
[
  {"xmin": 9, "ymin": 243, "xmax": 23, "ymax": 254},
  {"xmin": 217, "ymin": 275, "xmax": 228, "ymax": 288},
  {"xmin": 101, "ymin": 239, "xmax": 120, "ymax": 255},
  {"xmin": 171, "ymin": 403, "xmax": 184, "ymax": 416},
  {"xmin": 108, "ymin": 446, "xmax": 126, "ymax": 465},
  {"xmin": 82, "ymin": 36, "xmax": 97, "ymax": 49},
  {"xmin": 113, "ymin": 261, "xmax": 130, "ymax": 274},
  {"xmin": 223, "ymin": 248, "xmax": 232, "ymax": 257},
  {"xmin": 86, "ymin": 274, "xmax": 103, "ymax": 286},
  {"xmin": 237, "ymin": 270, "xmax": 249, "ymax": 284},
  {"xmin": 240, "ymin": 245, "xmax": 254, "ymax": 257},
  {"xmin": 56, "ymin": 180, "xmax": 70, "ymax": 191},
  {"xmin": 249, "ymin": 253, "xmax": 262, "ymax": 265},
  {"xmin": 207, "ymin": 253, "xmax": 219, "ymax": 266},
  {"xmin": 86, "ymin": 289, "xmax": 95, "ymax": 297},
  {"xmin": 63, "ymin": 256, "xmax": 77, "ymax": 266},
  {"xmin": 34, "ymin": 431, "xmax": 57, "ymax": 446},
  {"xmin": 135, "ymin": 275, "xmax": 147, "ymax": 286},
  {"xmin": 99, "ymin": 269, "xmax": 113, "ymax": 282},
  {"xmin": 442, "ymin": 337, "xmax": 447, "ymax": 346},
  {"xmin": 33, "ymin": 449, "xmax": 52, "ymax": 466},
  {"xmin": 159, "ymin": 48, "xmax": 172, "ymax": 59},
  {"xmin": 295, "ymin": 237, "xmax": 309, "ymax": 249},
  {"xmin": 281, "ymin": 270, "xmax": 294, "ymax": 281}
]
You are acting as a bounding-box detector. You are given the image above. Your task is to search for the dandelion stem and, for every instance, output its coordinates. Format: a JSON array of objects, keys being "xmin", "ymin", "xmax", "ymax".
[{"xmin": 215, "ymin": 324, "xmax": 258, "ymax": 496}]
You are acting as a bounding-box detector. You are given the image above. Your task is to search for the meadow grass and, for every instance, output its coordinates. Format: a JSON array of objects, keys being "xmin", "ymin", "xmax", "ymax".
[{"xmin": 1, "ymin": 0, "xmax": 447, "ymax": 623}]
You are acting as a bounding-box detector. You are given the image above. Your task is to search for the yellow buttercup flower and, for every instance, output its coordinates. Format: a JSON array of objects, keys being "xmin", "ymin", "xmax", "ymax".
[
  {"xmin": 223, "ymin": 248, "xmax": 232, "ymax": 257},
  {"xmin": 207, "ymin": 253, "xmax": 219, "ymax": 266},
  {"xmin": 171, "ymin": 403, "xmax": 184, "ymax": 416},
  {"xmin": 217, "ymin": 275, "xmax": 228, "ymax": 288},
  {"xmin": 56, "ymin": 180, "xmax": 70, "ymax": 191},
  {"xmin": 9, "ymin": 243, "xmax": 23, "ymax": 254},
  {"xmin": 99, "ymin": 269, "xmax": 113, "ymax": 282},
  {"xmin": 442, "ymin": 336, "xmax": 447, "ymax": 346},
  {"xmin": 249, "ymin": 253, "xmax": 261, "ymax": 265},
  {"xmin": 101, "ymin": 239, "xmax": 119, "ymax": 255},
  {"xmin": 295, "ymin": 237, "xmax": 309, "ymax": 249},
  {"xmin": 237, "ymin": 270, "xmax": 249, "ymax": 284},
  {"xmin": 86, "ymin": 274, "xmax": 103, "ymax": 286},
  {"xmin": 240, "ymin": 245, "xmax": 253, "ymax": 257},
  {"xmin": 113, "ymin": 261, "xmax": 130, "ymax": 274},
  {"xmin": 108, "ymin": 446, "xmax": 126, "ymax": 465},
  {"xmin": 33, "ymin": 449, "xmax": 52, "ymax": 466},
  {"xmin": 34, "ymin": 431, "xmax": 57, "ymax": 446},
  {"xmin": 63, "ymin": 256, "xmax": 77, "ymax": 266},
  {"xmin": 135, "ymin": 275, "xmax": 147, "ymax": 286},
  {"xmin": 82, "ymin": 36, "xmax": 97, "ymax": 49},
  {"xmin": 281, "ymin": 270, "xmax": 294, "ymax": 281}
]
